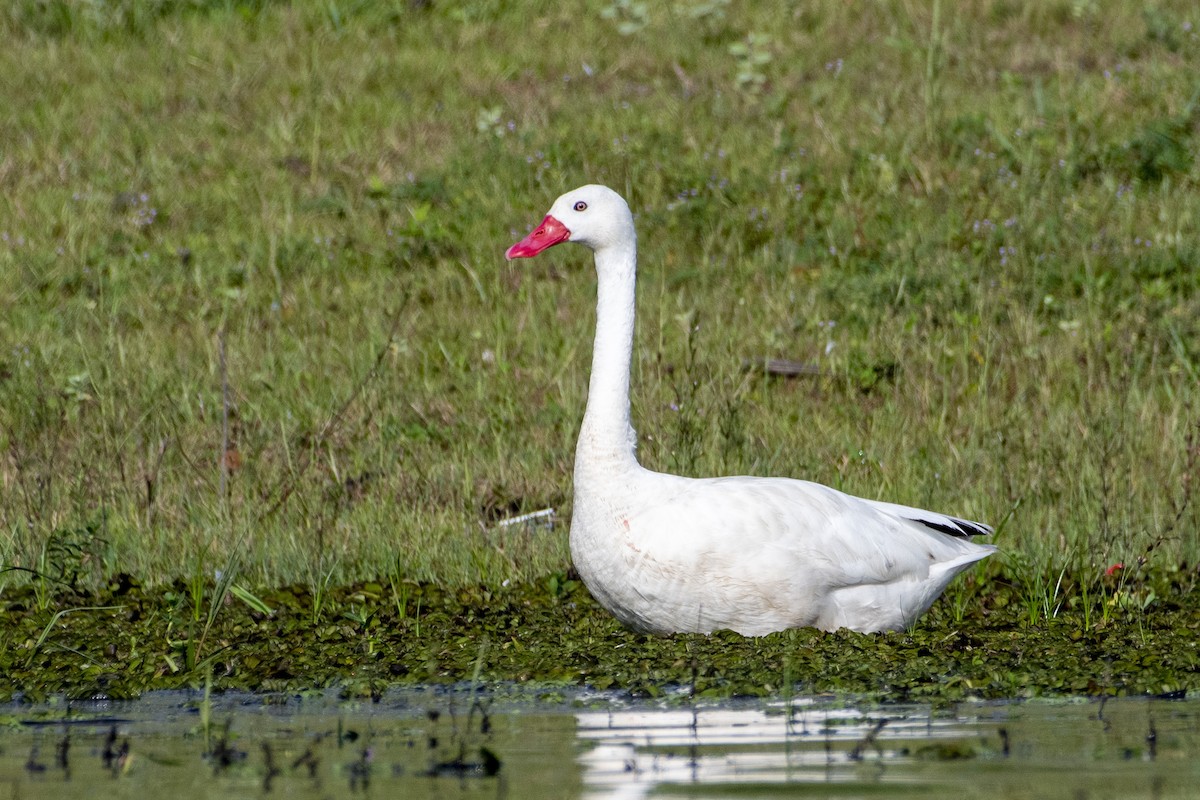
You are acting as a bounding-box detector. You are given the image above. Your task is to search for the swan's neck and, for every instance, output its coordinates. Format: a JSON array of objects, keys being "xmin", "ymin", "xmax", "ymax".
[{"xmin": 576, "ymin": 242, "xmax": 639, "ymax": 474}]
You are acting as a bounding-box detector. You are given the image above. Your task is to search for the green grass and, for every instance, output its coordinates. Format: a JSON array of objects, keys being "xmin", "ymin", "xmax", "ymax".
[{"xmin": 1, "ymin": 0, "xmax": 1198, "ymax": 615}]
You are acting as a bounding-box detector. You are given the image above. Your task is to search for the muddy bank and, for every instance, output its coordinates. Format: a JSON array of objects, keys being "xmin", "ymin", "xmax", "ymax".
[{"xmin": 1, "ymin": 571, "xmax": 1197, "ymax": 702}]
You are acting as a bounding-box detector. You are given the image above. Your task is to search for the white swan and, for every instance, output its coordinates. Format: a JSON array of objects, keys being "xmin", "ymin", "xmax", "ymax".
[{"xmin": 506, "ymin": 184, "xmax": 996, "ymax": 635}]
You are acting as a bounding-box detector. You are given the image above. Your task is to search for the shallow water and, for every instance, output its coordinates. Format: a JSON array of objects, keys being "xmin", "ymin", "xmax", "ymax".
[{"xmin": 1, "ymin": 689, "xmax": 1196, "ymax": 799}]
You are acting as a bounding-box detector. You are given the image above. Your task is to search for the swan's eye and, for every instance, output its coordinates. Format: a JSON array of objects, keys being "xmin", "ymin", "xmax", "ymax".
[{"xmin": 573, "ymin": 201, "xmax": 588, "ymax": 212}]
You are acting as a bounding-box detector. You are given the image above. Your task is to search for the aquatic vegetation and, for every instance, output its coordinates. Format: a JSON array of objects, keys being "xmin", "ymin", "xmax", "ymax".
[{"xmin": 0, "ymin": 568, "xmax": 1197, "ymax": 703}]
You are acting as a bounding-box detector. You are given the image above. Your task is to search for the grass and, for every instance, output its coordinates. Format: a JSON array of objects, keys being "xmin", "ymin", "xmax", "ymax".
[{"xmin": 1, "ymin": 1, "xmax": 1198, "ymax": 619}]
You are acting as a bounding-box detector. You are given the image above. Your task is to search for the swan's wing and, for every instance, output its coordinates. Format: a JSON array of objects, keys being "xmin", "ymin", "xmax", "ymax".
[
  {"xmin": 624, "ymin": 473, "xmax": 975, "ymax": 588},
  {"xmin": 601, "ymin": 471, "xmax": 994, "ymax": 633}
]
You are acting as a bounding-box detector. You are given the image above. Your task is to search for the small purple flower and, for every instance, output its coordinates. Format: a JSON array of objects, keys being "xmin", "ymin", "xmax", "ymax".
[{"xmin": 134, "ymin": 206, "xmax": 157, "ymax": 227}]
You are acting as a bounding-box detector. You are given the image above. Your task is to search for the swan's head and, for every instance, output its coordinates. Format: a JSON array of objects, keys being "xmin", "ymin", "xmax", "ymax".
[{"xmin": 505, "ymin": 184, "xmax": 634, "ymax": 260}]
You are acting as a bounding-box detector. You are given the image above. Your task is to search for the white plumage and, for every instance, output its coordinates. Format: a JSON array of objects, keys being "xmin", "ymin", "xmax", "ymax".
[{"xmin": 506, "ymin": 184, "xmax": 995, "ymax": 635}]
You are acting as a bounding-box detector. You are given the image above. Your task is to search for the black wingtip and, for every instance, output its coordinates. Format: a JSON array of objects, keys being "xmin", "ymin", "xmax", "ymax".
[{"xmin": 914, "ymin": 517, "xmax": 993, "ymax": 539}]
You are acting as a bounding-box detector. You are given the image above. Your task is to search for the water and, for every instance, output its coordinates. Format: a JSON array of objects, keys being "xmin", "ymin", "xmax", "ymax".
[{"xmin": 1, "ymin": 689, "xmax": 1196, "ymax": 799}]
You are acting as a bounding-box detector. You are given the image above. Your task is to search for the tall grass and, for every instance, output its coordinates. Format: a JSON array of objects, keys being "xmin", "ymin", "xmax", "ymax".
[{"xmin": 1, "ymin": 1, "xmax": 1197, "ymax": 596}]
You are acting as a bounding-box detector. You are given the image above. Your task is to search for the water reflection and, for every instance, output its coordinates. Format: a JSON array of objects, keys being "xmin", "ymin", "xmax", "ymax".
[
  {"xmin": 1, "ymin": 691, "xmax": 1196, "ymax": 799},
  {"xmin": 577, "ymin": 699, "xmax": 967, "ymax": 798},
  {"xmin": 575, "ymin": 696, "xmax": 1199, "ymax": 799}
]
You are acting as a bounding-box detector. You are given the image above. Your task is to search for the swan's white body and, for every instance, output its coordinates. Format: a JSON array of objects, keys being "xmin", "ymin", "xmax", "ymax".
[{"xmin": 507, "ymin": 185, "xmax": 995, "ymax": 636}]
